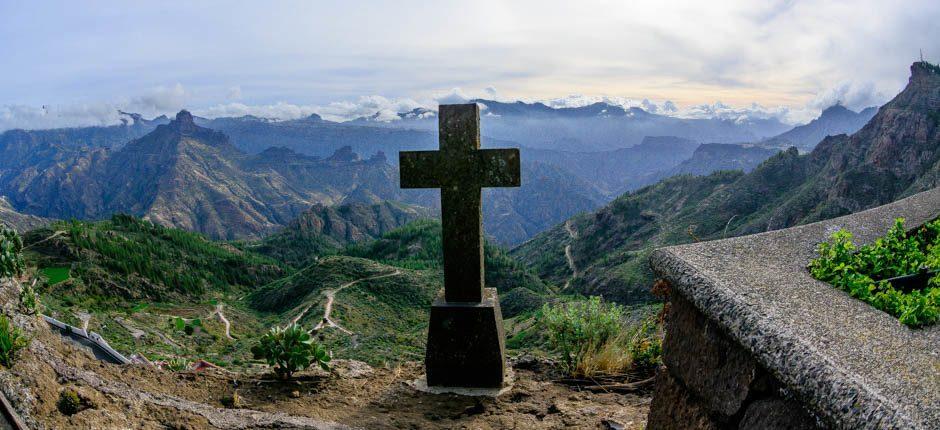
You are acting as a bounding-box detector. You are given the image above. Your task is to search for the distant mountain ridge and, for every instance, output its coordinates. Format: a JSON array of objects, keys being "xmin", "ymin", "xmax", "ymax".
[
  {"xmin": 759, "ymin": 103, "xmax": 877, "ymax": 152},
  {"xmin": 521, "ymin": 136, "xmax": 701, "ymax": 197},
  {"xmin": 513, "ymin": 62, "xmax": 940, "ymax": 304},
  {"xmin": 655, "ymin": 143, "xmax": 780, "ymax": 178},
  {"xmin": 374, "ymin": 98, "xmax": 790, "ymax": 151}
]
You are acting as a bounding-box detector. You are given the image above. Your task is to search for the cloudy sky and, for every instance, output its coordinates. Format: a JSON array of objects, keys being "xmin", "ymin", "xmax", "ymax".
[{"xmin": 1, "ymin": 0, "xmax": 938, "ymax": 129}]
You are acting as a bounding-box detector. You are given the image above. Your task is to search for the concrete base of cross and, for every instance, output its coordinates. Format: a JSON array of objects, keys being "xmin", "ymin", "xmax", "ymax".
[{"xmin": 425, "ymin": 288, "xmax": 507, "ymax": 388}]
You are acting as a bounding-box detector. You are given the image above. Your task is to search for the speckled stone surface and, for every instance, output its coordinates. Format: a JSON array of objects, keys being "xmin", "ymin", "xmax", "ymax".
[{"xmin": 651, "ymin": 188, "xmax": 940, "ymax": 430}]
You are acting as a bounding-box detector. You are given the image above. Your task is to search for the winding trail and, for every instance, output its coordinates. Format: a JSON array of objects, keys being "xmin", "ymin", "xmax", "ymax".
[
  {"xmin": 562, "ymin": 220, "xmax": 579, "ymax": 291},
  {"xmin": 212, "ymin": 304, "xmax": 234, "ymax": 340},
  {"xmin": 22, "ymin": 230, "xmax": 65, "ymax": 250},
  {"xmin": 294, "ymin": 270, "xmax": 402, "ymax": 335}
]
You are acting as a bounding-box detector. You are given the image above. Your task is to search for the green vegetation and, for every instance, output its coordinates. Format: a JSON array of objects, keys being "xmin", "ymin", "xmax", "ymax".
[
  {"xmin": 0, "ymin": 315, "xmax": 28, "ymax": 368},
  {"xmin": 39, "ymin": 267, "xmax": 70, "ymax": 285},
  {"xmin": 166, "ymin": 358, "xmax": 190, "ymax": 372},
  {"xmin": 26, "ymin": 214, "xmax": 283, "ymax": 302},
  {"xmin": 171, "ymin": 317, "xmax": 202, "ymax": 336},
  {"xmin": 251, "ymin": 324, "xmax": 330, "ymax": 380},
  {"xmin": 920, "ymin": 60, "xmax": 940, "ymax": 75},
  {"xmin": 19, "ymin": 281, "xmax": 39, "ymax": 315},
  {"xmin": 810, "ymin": 218, "xmax": 940, "ymax": 327},
  {"xmin": 57, "ymin": 389, "xmax": 84, "ymax": 416},
  {"xmin": 347, "ymin": 219, "xmax": 554, "ymax": 316},
  {"xmin": 249, "ymin": 255, "xmax": 439, "ymax": 364},
  {"xmin": 0, "ymin": 227, "xmax": 24, "ymax": 279},
  {"xmin": 539, "ymin": 297, "xmax": 662, "ymax": 377}
]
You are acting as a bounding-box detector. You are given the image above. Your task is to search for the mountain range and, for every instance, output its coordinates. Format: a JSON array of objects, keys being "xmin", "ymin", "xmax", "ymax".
[
  {"xmin": 0, "ymin": 111, "xmax": 602, "ymax": 244},
  {"xmin": 513, "ymin": 62, "xmax": 940, "ymax": 303}
]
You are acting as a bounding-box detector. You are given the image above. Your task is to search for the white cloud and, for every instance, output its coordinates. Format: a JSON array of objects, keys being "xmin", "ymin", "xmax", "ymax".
[
  {"xmin": 434, "ymin": 88, "xmax": 473, "ymax": 105},
  {"xmin": 129, "ymin": 83, "xmax": 189, "ymax": 113},
  {"xmin": 808, "ymin": 81, "xmax": 885, "ymax": 112}
]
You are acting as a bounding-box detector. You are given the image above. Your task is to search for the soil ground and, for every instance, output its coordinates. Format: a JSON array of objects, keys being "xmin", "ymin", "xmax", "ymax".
[{"xmin": 0, "ymin": 279, "xmax": 651, "ymax": 429}]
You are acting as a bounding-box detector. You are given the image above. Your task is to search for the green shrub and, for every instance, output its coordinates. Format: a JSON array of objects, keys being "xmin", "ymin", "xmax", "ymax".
[
  {"xmin": 540, "ymin": 297, "xmax": 625, "ymax": 376},
  {"xmin": 0, "ymin": 315, "xmax": 28, "ymax": 368},
  {"xmin": 628, "ymin": 317, "xmax": 663, "ymax": 369},
  {"xmin": 0, "ymin": 228, "xmax": 24, "ymax": 279},
  {"xmin": 251, "ymin": 324, "xmax": 330, "ymax": 379},
  {"xmin": 19, "ymin": 281, "xmax": 39, "ymax": 315},
  {"xmin": 809, "ymin": 218, "xmax": 940, "ymax": 327},
  {"xmin": 166, "ymin": 358, "xmax": 190, "ymax": 372},
  {"xmin": 57, "ymin": 389, "xmax": 84, "ymax": 415}
]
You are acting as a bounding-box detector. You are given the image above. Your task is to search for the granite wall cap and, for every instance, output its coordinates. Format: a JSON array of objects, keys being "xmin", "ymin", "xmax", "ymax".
[{"xmin": 650, "ymin": 187, "xmax": 940, "ymax": 430}]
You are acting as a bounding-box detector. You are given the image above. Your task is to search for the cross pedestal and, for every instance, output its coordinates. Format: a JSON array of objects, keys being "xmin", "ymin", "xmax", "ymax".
[{"xmin": 400, "ymin": 103, "xmax": 520, "ymax": 388}]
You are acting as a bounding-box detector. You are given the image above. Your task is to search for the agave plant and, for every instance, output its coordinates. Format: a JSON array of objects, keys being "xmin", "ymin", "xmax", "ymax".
[
  {"xmin": 251, "ymin": 323, "xmax": 330, "ymax": 380},
  {"xmin": 0, "ymin": 228, "xmax": 24, "ymax": 280},
  {"xmin": 0, "ymin": 315, "xmax": 28, "ymax": 368}
]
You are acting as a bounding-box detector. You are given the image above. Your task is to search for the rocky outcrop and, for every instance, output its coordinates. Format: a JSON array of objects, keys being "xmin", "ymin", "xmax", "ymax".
[
  {"xmin": 656, "ymin": 143, "xmax": 779, "ymax": 178},
  {"xmin": 0, "ymin": 197, "xmax": 50, "ymax": 232}
]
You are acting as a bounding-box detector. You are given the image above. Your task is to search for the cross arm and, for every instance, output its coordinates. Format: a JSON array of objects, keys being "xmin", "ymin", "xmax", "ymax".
[{"xmin": 399, "ymin": 150, "xmax": 443, "ymax": 188}]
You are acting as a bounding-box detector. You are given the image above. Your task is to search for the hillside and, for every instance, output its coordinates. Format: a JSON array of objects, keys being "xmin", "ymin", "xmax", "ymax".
[
  {"xmin": 248, "ymin": 256, "xmax": 441, "ymax": 363},
  {"xmin": 23, "ymin": 214, "xmax": 284, "ymax": 303},
  {"xmin": 0, "ymin": 196, "xmax": 50, "ymax": 232},
  {"xmin": 18, "ymin": 214, "xmax": 553, "ymax": 369},
  {"xmin": 514, "ymin": 62, "xmax": 940, "ymax": 303},
  {"xmin": 251, "ymin": 201, "xmax": 431, "ymax": 268},
  {"xmin": 485, "ymin": 161, "xmax": 607, "ymax": 245},
  {"xmin": 655, "ymin": 143, "xmax": 780, "ymax": 178},
  {"xmin": 345, "ymin": 219, "xmax": 555, "ymax": 316}
]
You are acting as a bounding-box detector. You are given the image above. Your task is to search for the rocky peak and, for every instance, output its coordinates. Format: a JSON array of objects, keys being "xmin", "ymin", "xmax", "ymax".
[
  {"xmin": 173, "ymin": 110, "xmax": 197, "ymax": 132},
  {"xmin": 326, "ymin": 146, "xmax": 360, "ymax": 163},
  {"xmin": 819, "ymin": 103, "xmax": 853, "ymax": 118},
  {"xmin": 911, "ymin": 61, "xmax": 940, "ymax": 81}
]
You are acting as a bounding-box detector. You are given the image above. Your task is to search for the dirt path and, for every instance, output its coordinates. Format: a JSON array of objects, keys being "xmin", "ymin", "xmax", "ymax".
[
  {"xmin": 114, "ymin": 316, "xmax": 147, "ymax": 340},
  {"xmin": 311, "ymin": 270, "xmax": 401, "ymax": 335},
  {"xmin": 212, "ymin": 304, "xmax": 234, "ymax": 340},
  {"xmin": 76, "ymin": 311, "xmax": 91, "ymax": 332},
  {"xmin": 22, "ymin": 230, "xmax": 65, "ymax": 250},
  {"xmin": 562, "ymin": 220, "xmax": 579, "ymax": 290}
]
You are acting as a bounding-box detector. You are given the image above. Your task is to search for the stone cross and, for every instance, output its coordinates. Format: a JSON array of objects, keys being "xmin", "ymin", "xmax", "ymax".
[
  {"xmin": 400, "ymin": 104, "xmax": 518, "ymax": 388},
  {"xmin": 400, "ymin": 104, "xmax": 520, "ymax": 303}
]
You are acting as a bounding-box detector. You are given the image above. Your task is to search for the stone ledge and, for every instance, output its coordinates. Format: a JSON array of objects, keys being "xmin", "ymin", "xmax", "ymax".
[{"xmin": 650, "ymin": 187, "xmax": 940, "ymax": 429}]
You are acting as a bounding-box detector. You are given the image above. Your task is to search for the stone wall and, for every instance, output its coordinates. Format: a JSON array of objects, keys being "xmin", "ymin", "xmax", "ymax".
[
  {"xmin": 647, "ymin": 292, "xmax": 819, "ymax": 430},
  {"xmin": 644, "ymin": 188, "xmax": 940, "ymax": 429}
]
